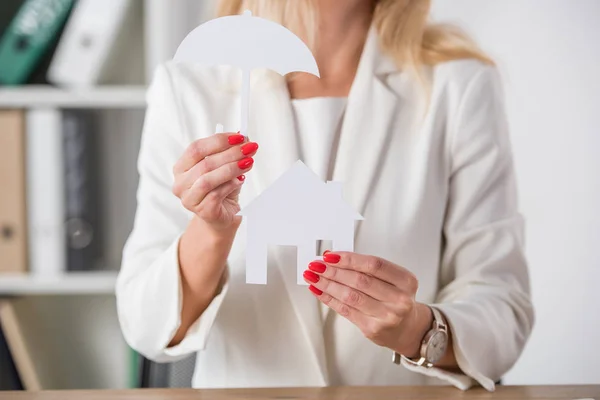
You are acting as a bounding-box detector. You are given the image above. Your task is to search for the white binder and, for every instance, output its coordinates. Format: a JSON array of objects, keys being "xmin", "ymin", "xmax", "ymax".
[
  {"xmin": 26, "ymin": 108, "xmax": 65, "ymax": 276},
  {"xmin": 47, "ymin": 0, "xmax": 141, "ymax": 87}
]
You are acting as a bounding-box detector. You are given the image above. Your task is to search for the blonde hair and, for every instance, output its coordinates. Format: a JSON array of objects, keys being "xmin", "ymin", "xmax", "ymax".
[{"xmin": 217, "ymin": 0, "xmax": 493, "ymax": 85}]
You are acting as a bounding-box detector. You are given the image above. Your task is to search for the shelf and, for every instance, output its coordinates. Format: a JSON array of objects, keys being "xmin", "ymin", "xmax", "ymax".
[
  {"xmin": 0, "ymin": 85, "xmax": 147, "ymax": 109},
  {"xmin": 0, "ymin": 271, "xmax": 118, "ymax": 296}
]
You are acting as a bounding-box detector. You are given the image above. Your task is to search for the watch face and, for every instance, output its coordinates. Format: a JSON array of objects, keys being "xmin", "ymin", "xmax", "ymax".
[{"xmin": 425, "ymin": 331, "xmax": 448, "ymax": 364}]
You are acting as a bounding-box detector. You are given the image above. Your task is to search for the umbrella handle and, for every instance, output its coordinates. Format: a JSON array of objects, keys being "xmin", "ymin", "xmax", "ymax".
[{"xmin": 240, "ymin": 68, "xmax": 251, "ymax": 138}]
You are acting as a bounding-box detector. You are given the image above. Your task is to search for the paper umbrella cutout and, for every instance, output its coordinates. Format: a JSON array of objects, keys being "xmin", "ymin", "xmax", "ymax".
[{"xmin": 173, "ymin": 10, "xmax": 320, "ymax": 137}]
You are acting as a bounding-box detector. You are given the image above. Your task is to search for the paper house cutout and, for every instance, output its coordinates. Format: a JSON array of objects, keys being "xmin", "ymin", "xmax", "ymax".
[{"xmin": 240, "ymin": 161, "xmax": 363, "ymax": 285}]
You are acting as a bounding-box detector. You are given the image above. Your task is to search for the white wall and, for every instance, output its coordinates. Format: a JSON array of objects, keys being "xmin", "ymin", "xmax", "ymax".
[
  {"xmin": 431, "ymin": 0, "xmax": 600, "ymax": 384},
  {"xmin": 144, "ymin": 0, "xmax": 216, "ymax": 81}
]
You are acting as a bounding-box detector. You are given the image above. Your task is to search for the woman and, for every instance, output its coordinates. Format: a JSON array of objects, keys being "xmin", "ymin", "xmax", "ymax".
[{"xmin": 116, "ymin": 0, "xmax": 534, "ymax": 391}]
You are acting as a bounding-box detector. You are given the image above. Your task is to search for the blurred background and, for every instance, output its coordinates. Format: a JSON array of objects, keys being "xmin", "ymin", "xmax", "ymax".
[{"xmin": 0, "ymin": 0, "xmax": 598, "ymax": 391}]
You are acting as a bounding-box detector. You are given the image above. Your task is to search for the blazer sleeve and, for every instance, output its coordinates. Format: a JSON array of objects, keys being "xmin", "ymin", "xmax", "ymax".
[
  {"xmin": 116, "ymin": 64, "xmax": 229, "ymax": 363},
  {"xmin": 402, "ymin": 66, "xmax": 535, "ymax": 390}
]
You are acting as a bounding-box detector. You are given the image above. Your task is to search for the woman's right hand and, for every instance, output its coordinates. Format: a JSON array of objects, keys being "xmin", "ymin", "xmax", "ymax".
[
  {"xmin": 172, "ymin": 132, "xmax": 258, "ymax": 232},
  {"xmin": 169, "ymin": 132, "xmax": 257, "ymax": 347}
]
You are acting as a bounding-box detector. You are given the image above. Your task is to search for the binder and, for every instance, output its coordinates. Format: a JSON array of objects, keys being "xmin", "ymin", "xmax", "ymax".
[
  {"xmin": 63, "ymin": 110, "xmax": 101, "ymax": 271},
  {"xmin": 0, "ymin": 110, "xmax": 27, "ymax": 275},
  {"xmin": 27, "ymin": 4, "xmax": 74, "ymax": 85},
  {"xmin": 26, "ymin": 108, "xmax": 65, "ymax": 276},
  {"xmin": 47, "ymin": 0, "xmax": 144, "ymax": 87},
  {"xmin": 0, "ymin": 0, "xmax": 24, "ymax": 39},
  {"xmin": 0, "ymin": 316, "xmax": 23, "ymax": 391},
  {"xmin": 0, "ymin": 0, "xmax": 74, "ymax": 85},
  {"xmin": 0, "ymin": 301, "xmax": 41, "ymax": 391}
]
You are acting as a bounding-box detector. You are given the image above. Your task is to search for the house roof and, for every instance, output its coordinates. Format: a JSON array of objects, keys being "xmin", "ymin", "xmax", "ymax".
[{"xmin": 239, "ymin": 160, "xmax": 363, "ymax": 220}]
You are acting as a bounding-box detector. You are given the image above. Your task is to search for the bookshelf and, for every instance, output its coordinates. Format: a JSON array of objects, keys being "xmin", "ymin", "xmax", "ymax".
[
  {"xmin": 0, "ymin": 272, "xmax": 118, "ymax": 296},
  {"xmin": 0, "ymin": 100, "xmax": 143, "ymax": 390},
  {"xmin": 0, "ymin": 0, "xmax": 215, "ymax": 390},
  {"xmin": 0, "ymin": 86, "xmax": 147, "ymax": 109}
]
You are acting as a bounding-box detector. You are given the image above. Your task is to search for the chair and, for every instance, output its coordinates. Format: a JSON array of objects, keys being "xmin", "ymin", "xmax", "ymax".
[{"xmin": 138, "ymin": 353, "xmax": 196, "ymax": 388}]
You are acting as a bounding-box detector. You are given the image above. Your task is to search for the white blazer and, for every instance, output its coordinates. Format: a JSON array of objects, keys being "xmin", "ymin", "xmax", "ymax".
[{"xmin": 116, "ymin": 31, "xmax": 534, "ymax": 391}]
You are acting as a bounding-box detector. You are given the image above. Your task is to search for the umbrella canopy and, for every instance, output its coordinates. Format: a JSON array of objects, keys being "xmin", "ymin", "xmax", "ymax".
[{"xmin": 173, "ymin": 10, "xmax": 320, "ymax": 137}]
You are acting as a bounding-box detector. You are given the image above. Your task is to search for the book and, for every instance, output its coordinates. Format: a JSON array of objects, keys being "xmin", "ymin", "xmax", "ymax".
[
  {"xmin": 63, "ymin": 110, "xmax": 102, "ymax": 271},
  {"xmin": 0, "ymin": 301, "xmax": 40, "ymax": 390},
  {"xmin": 0, "ymin": 317, "xmax": 23, "ymax": 391},
  {"xmin": 0, "ymin": 110, "xmax": 28, "ymax": 275},
  {"xmin": 27, "ymin": 2, "xmax": 74, "ymax": 85},
  {"xmin": 0, "ymin": 0, "xmax": 74, "ymax": 85},
  {"xmin": 26, "ymin": 108, "xmax": 66, "ymax": 276},
  {"xmin": 47, "ymin": 0, "xmax": 144, "ymax": 87}
]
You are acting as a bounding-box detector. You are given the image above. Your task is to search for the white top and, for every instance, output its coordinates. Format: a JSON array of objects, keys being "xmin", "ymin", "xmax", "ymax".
[
  {"xmin": 116, "ymin": 30, "xmax": 532, "ymax": 392},
  {"xmin": 291, "ymin": 96, "xmax": 347, "ymax": 320},
  {"xmin": 291, "ymin": 97, "xmax": 347, "ymax": 181}
]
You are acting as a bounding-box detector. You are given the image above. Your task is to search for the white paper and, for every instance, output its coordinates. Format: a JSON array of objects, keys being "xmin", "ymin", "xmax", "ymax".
[
  {"xmin": 172, "ymin": 10, "xmax": 319, "ymax": 137},
  {"xmin": 171, "ymin": 11, "xmax": 360, "ymax": 285},
  {"xmin": 239, "ymin": 161, "xmax": 363, "ymax": 285}
]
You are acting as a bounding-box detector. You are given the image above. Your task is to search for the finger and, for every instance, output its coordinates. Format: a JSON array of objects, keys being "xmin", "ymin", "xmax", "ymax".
[
  {"xmin": 303, "ymin": 272, "xmax": 388, "ymax": 318},
  {"xmin": 308, "ymin": 285, "xmax": 371, "ymax": 328},
  {"xmin": 182, "ymin": 158, "xmax": 254, "ymax": 207},
  {"xmin": 174, "ymin": 132, "xmax": 246, "ymax": 174},
  {"xmin": 199, "ymin": 178, "xmax": 243, "ymax": 215},
  {"xmin": 207, "ymin": 178, "xmax": 243, "ymax": 204},
  {"xmin": 179, "ymin": 141, "xmax": 258, "ymax": 190},
  {"xmin": 307, "ymin": 261, "xmax": 399, "ymax": 303},
  {"xmin": 323, "ymin": 252, "xmax": 415, "ymax": 288}
]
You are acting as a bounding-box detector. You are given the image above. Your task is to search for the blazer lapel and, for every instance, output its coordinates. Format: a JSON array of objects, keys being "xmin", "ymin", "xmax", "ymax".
[
  {"xmin": 247, "ymin": 71, "xmax": 329, "ymax": 385},
  {"xmin": 248, "ymin": 71, "xmax": 299, "ymax": 193},
  {"xmin": 325, "ymin": 30, "xmax": 403, "ymax": 321},
  {"xmin": 332, "ymin": 29, "xmax": 400, "ymax": 220}
]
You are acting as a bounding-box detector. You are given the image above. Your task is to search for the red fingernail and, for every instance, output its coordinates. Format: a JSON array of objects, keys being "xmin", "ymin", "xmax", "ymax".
[
  {"xmin": 308, "ymin": 261, "xmax": 326, "ymax": 273},
  {"xmin": 323, "ymin": 253, "xmax": 340, "ymax": 264},
  {"xmin": 228, "ymin": 134, "xmax": 245, "ymax": 145},
  {"xmin": 323, "ymin": 250, "xmax": 331, "ymax": 255},
  {"xmin": 241, "ymin": 142, "xmax": 259, "ymax": 155},
  {"xmin": 309, "ymin": 285, "xmax": 323, "ymax": 296},
  {"xmin": 303, "ymin": 270, "xmax": 320, "ymax": 283},
  {"xmin": 237, "ymin": 175, "xmax": 245, "ymax": 182},
  {"xmin": 238, "ymin": 157, "xmax": 254, "ymax": 169}
]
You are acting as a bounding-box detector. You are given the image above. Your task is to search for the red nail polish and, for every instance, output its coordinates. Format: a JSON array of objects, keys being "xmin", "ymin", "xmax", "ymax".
[
  {"xmin": 309, "ymin": 285, "xmax": 323, "ymax": 296},
  {"xmin": 237, "ymin": 175, "xmax": 245, "ymax": 182},
  {"xmin": 303, "ymin": 270, "xmax": 320, "ymax": 283},
  {"xmin": 323, "ymin": 250, "xmax": 331, "ymax": 255},
  {"xmin": 228, "ymin": 134, "xmax": 245, "ymax": 145},
  {"xmin": 241, "ymin": 142, "xmax": 259, "ymax": 155},
  {"xmin": 308, "ymin": 261, "xmax": 326, "ymax": 274},
  {"xmin": 323, "ymin": 253, "xmax": 341, "ymax": 264},
  {"xmin": 238, "ymin": 157, "xmax": 254, "ymax": 169}
]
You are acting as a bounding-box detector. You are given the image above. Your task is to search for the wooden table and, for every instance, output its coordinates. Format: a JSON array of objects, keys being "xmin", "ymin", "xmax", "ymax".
[{"xmin": 1, "ymin": 386, "xmax": 599, "ymax": 400}]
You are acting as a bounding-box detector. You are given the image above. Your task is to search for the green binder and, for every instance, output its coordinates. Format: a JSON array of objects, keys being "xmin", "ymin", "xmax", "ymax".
[
  {"xmin": 0, "ymin": 0, "xmax": 74, "ymax": 85},
  {"xmin": 0, "ymin": 0, "xmax": 24, "ymax": 39}
]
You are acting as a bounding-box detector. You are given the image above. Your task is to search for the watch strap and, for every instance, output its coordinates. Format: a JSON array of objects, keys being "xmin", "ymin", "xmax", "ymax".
[
  {"xmin": 392, "ymin": 306, "xmax": 447, "ymax": 368},
  {"xmin": 430, "ymin": 307, "xmax": 447, "ymax": 332}
]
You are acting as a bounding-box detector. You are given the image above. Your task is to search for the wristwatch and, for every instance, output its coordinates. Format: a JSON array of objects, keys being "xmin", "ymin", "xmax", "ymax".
[{"xmin": 392, "ymin": 306, "xmax": 448, "ymax": 368}]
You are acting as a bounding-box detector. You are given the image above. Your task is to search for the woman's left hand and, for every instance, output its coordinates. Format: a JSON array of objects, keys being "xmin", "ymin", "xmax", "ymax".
[{"xmin": 303, "ymin": 251, "xmax": 433, "ymax": 358}]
